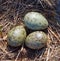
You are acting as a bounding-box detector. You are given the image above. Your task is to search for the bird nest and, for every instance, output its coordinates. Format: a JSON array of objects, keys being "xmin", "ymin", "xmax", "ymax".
[{"xmin": 0, "ymin": 0, "xmax": 60, "ymax": 61}]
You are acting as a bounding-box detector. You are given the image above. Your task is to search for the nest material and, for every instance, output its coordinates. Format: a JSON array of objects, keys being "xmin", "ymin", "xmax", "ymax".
[{"xmin": 0, "ymin": 0, "xmax": 60, "ymax": 61}]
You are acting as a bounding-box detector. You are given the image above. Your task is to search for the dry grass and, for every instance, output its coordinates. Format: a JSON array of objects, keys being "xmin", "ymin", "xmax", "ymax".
[{"xmin": 0, "ymin": 0, "xmax": 60, "ymax": 61}]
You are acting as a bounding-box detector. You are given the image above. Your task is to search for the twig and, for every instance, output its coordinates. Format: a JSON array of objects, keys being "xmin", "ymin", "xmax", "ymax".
[
  {"xmin": 0, "ymin": 9, "xmax": 10, "ymax": 20},
  {"xmin": 38, "ymin": 0, "xmax": 44, "ymax": 8},
  {"xmin": 48, "ymin": 27, "xmax": 60, "ymax": 42},
  {"xmin": 2, "ymin": 22, "xmax": 10, "ymax": 31},
  {"xmin": 46, "ymin": 48, "xmax": 50, "ymax": 61},
  {"xmin": 0, "ymin": 45, "xmax": 8, "ymax": 54},
  {"xmin": 0, "ymin": 0, "xmax": 12, "ymax": 6},
  {"xmin": 15, "ymin": 46, "xmax": 24, "ymax": 61},
  {"xmin": 0, "ymin": 35, "xmax": 7, "ymax": 41},
  {"xmin": 48, "ymin": 31, "xmax": 52, "ymax": 44},
  {"xmin": 3, "ymin": 35, "xmax": 7, "ymax": 40},
  {"xmin": 45, "ymin": 0, "xmax": 53, "ymax": 7}
]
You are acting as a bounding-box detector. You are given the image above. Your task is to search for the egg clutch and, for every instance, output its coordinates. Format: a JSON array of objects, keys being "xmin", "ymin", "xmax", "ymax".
[{"xmin": 7, "ymin": 12, "xmax": 48, "ymax": 50}]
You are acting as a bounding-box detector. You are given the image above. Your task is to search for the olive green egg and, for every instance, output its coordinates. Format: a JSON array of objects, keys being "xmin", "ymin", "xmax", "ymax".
[
  {"xmin": 7, "ymin": 26, "xmax": 26, "ymax": 47},
  {"xmin": 25, "ymin": 31, "xmax": 48, "ymax": 49},
  {"xmin": 23, "ymin": 12, "xmax": 48, "ymax": 30}
]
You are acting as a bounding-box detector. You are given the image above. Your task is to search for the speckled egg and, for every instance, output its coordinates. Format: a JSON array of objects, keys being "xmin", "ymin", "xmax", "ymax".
[
  {"xmin": 7, "ymin": 26, "xmax": 26, "ymax": 47},
  {"xmin": 25, "ymin": 31, "xmax": 48, "ymax": 49},
  {"xmin": 23, "ymin": 12, "xmax": 48, "ymax": 30}
]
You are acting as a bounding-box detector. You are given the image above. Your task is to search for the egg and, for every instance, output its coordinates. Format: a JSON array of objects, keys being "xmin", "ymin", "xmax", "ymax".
[
  {"xmin": 23, "ymin": 12, "xmax": 48, "ymax": 30},
  {"xmin": 7, "ymin": 26, "xmax": 26, "ymax": 47},
  {"xmin": 25, "ymin": 31, "xmax": 48, "ymax": 49}
]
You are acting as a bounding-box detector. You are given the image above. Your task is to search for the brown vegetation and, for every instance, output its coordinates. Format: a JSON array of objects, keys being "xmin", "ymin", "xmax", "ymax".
[{"xmin": 0, "ymin": 0, "xmax": 60, "ymax": 61}]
